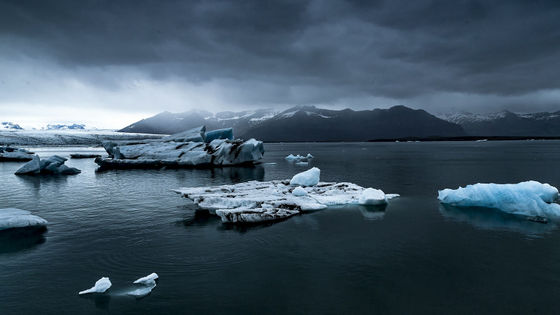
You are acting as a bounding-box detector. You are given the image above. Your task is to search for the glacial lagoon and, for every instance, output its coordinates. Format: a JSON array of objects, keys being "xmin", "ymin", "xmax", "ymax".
[{"xmin": 2, "ymin": 141, "xmax": 560, "ymax": 314}]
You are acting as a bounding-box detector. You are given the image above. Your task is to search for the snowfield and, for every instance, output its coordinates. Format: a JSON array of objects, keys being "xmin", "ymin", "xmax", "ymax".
[{"xmin": 0, "ymin": 129, "xmax": 162, "ymax": 146}]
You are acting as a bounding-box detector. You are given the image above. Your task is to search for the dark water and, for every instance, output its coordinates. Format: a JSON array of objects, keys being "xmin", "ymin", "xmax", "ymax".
[{"xmin": 1, "ymin": 141, "xmax": 560, "ymax": 314}]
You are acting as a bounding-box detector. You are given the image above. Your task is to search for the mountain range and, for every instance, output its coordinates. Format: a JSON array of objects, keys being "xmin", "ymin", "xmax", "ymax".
[{"xmin": 119, "ymin": 106, "xmax": 560, "ymax": 141}]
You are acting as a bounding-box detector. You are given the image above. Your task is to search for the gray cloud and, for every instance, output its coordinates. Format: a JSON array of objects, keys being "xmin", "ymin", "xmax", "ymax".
[{"xmin": 0, "ymin": 0, "xmax": 559, "ymax": 127}]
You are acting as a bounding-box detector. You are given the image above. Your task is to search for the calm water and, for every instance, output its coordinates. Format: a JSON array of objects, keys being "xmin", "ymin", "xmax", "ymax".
[{"xmin": 2, "ymin": 141, "xmax": 560, "ymax": 314}]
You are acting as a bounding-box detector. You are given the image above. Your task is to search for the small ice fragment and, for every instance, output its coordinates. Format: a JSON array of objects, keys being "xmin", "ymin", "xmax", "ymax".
[
  {"xmin": 0, "ymin": 208, "xmax": 48, "ymax": 231},
  {"xmin": 127, "ymin": 283, "xmax": 156, "ymax": 298},
  {"xmin": 290, "ymin": 167, "xmax": 320, "ymax": 187},
  {"xmin": 78, "ymin": 277, "xmax": 112, "ymax": 295},
  {"xmin": 292, "ymin": 186, "xmax": 308, "ymax": 197},
  {"xmin": 133, "ymin": 273, "xmax": 159, "ymax": 285}
]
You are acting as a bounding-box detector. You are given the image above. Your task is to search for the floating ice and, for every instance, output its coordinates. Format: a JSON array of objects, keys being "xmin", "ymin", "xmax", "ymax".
[
  {"xmin": 127, "ymin": 273, "xmax": 158, "ymax": 298},
  {"xmin": 438, "ymin": 181, "xmax": 560, "ymax": 219},
  {"xmin": 285, "ymin": 153, "xmax": 314, "ymax": 163},
  {"xmin": 79, "ymin": 277, "xmax": 112, "ymax": 295},
  {"xmin": 175, "ymin": 169, "xmax": 398, "ymax": 224},
  {"xmin": 292, "ymin": 186, "xmax": 308, "ymax": 197},
  {"xmin": 0, "ymin": 146, "xmax": 34, "ymax": 161},
  {"xmin": 359, "ymin": 188, "xmax": 389, "ymax": 205},
  {"xmin": 15, "ymin": 155, "xmax": 81, "ymax": 175},
  {"xmin": 0, "ymin": 208, "xmax": 48, "ymax": 231},
  {"xmin": 204, "ymin": 128, "xmax": 233, "ymax": 143},
  {"xmin": 290, "ymin": 167, "xmax": 320, "ymax": 187},
  {"xmin": 133, "ymin": 273, "xmax": 159, "ymax": 285},
  {"xmin": 96, "ymin": 127, "xmax": 264, "ymax": 169}
]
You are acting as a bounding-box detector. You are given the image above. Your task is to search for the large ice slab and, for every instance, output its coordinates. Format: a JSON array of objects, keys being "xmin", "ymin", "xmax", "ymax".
[
  {"xmin": 0, "ymin": 146, "xmax": 34, "ymax": 161},
  {"xmin": 175, "ymin": 168, "xmax": 398, "ymax": 224},
  {"xmin": 0, "ymin": 208, "xmax": 48, "ymax": 231},
  {"xmin": 96, "ymin": 136, "xmax": 264, "ymax": 169},
  {"xmin": 15, "ymin": 155, "xmax": 81, "ymax": 175},
  {"xmin": 438, "ymin": 181, "xmax": 560, "ymax": 219}
]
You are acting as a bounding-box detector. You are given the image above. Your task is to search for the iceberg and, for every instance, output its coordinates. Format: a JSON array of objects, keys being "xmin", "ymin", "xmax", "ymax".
[
  {"xmin": 0, "ymin": 208, "xmax": 48, "ymax": 231},
  {"xmin": 285, "ymin": 153, "xmax": 314, "ymax": 163},
  {"xmin": 96, "ymin": 127, "xmax": 264, "ymax": 170},
  {"xmin": 438, "ymin": 181, "xmax": 560, "ymax": 219},
  {"xmin": 15, "ymin": 155, "xmax": 81, "ymax": 175},
  {"xmin": 0, "ymin": 146, "xmax": 35, "ymax": 161},
  {"xmin": 70, "ymin": 153, "xmax": 102, "ymax": 159},
  {"xmin": 174, "ymin": 168, "xmax": 398, "ymax": 224},
  {"xmin": 290, "ymin": 167, "xmax": 320, "ymax": 186},
  {"xmin": 79, "ymin": 277, "xmax": 112, "ymax": 295}
]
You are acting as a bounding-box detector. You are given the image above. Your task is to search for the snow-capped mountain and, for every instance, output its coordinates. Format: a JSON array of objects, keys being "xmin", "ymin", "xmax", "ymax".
[
  {"xmin": 119, "ymin": 109, "xmax": 279, "ymax": 136},
  {"xmin": 438, "ymin": 110, "xmax": 560, "ymax": 136},
  {"xmin": 120, "ymin": 105, "xmax": 466, "ymax": 141},
  {"xmin": 1, "ymin": 122, "xmax": 23, "ymax": 130}
]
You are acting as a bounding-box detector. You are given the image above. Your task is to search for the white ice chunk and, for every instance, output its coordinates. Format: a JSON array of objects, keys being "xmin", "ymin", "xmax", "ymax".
[
  {"xmin": 359, "ymin": 188, "xmax": 388, "ymax": 205},
  {"xmin": 285, "ymin": 153, "xmax": 314, "ymax": 163},
  {"xmin": 438, "ymin": 181, "xmax": 560, "ymax": 218},
  {"xmin": 290, "ymin": 167, "xmax": 320, "ymax": 187},
  {"xmin": 79, "ymin": 277, "xmax": 112, "ymax": 295},
  {"xmin": 175, "ymin": 175, "xmax": 398, "ymax": 224},
  {"xmin": 0, "ymin": 208, "xmax": 48, "ymax": 231},
  {"xmin": 133, "ymin": 273, "xmax": 159, "ymax": 285},
  {"xmin": 292, "ymin": 186, "xmax": 308, "ymax": 197}
]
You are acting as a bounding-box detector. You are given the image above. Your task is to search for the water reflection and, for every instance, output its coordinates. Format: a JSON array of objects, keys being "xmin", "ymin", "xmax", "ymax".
[
  {"xmin": 79, "ymin": 294, "xmax": 111, "ymax": 310},
  {"xmin": 439, "ymin": 204, "xmax": 556, "ymax": 236},
  {"xmin": 16, "ymin": 174, "xmax": 69, "ymax": 191},
  {"xmin": 209, "ymin": 165, "xmax": 265, "ymax": 183},
  {"xmin": 0, "ymin": 227, "xmax": 47, "ymax": 254},
  {"xmin": 358, "ymin": 204, "xmax": 387, "ymax": 221}
]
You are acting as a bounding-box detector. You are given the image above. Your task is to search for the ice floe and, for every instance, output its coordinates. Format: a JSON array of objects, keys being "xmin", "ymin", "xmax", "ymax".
[
  {"xmin": 0, "ymin": 208, "xmax": 48, "ymax": 231},
  {"xmin": 79, "ymin": 277, "xmax": 112, "ymax": 295},
  {"xmin": 285, "ymin": 153, "xmax": 314, "ymax": 163},
  {"xmin": 438, "ymin": 181, "xmax": 560, "ymax": 219},
  {"xmin": 175, "ymin": 168, "xmax": 398, "ymax": 224},
  {"xmin": 15, "ymin": 155, "xmax": 81, "ymax": 175},
  {"xmin": 128, "ymin": 273, "xmax": 159, "ymax": 298},
  {"xmin": 133, "ymin": 272, "xmax": 159, "ymax": 285},
  {"xmin": 96, "ymin": 127, "xmax": 264, "ymax": 169},
  {"xmin": 0, "ymin": 146, "xmax": 34, "ymax": 161}
]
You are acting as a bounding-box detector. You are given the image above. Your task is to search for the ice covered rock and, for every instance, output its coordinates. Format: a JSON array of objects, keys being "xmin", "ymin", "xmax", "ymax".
[
  {"xmin": 15, "ymin": 155, "xmax": 81, "ymax": 175},
  {"xmin": 0, "ymin": 146, "xmax": 35, "ymax": 161},
  {"xmin": 175, "ymin": 170, "xmax": 398, "ymax": 224},
  {"xmin": 438, "ymin": 181, "xmax": 560, "ymax": 219},
  {"xmin": 96, "ymin": 136, "xmax": 264, "ymax": 170},
  {"xmin": 292, "ymin": 186, "xmax": 308, "ymax": 197},
  {"xmin": 78, "ymin": 277, "xmax": 112, "ymax": 295},
  {"xmin": 133, "ymin": 273, "xmax": 159, "ymax": 285},
  {"xmin": 0, "ymin": 208, "xmax": 48, "ymax": 231},
  {"xmin": 290, "ymin": 167, "xmax": 320, "ymax": 187}
]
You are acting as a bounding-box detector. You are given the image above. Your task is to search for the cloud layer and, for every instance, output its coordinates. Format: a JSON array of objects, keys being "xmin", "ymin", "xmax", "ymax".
[{"xmin": 0, "ymin": 0, "xmax": 559, "ymax": 127}]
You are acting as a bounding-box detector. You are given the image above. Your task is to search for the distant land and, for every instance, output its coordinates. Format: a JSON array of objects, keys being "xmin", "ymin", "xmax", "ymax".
[{"xmin": 118, "ymin": 105, "xmax": 560, "ymax": 141}]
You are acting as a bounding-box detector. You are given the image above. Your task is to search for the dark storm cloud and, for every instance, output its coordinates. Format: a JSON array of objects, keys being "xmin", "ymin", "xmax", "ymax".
[{"xmin": 0, "ymin": 0, "xmax": 559, "ymax": 113}]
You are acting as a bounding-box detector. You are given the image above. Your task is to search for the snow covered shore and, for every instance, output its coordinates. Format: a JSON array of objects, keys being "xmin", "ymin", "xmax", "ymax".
[
  {"xmin": 438, "ymin": 181, "xmax": 560, "ymax": 219},
  {"xmin": 175, "ymin": 168, "xmax": 398, "ymax": 224}
]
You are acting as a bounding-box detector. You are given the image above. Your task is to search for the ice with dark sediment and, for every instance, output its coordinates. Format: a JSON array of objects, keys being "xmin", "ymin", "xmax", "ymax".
[
  {"xmin": 174, "ymin": 168, "xmax": 399, "ymax": 224},
  {"xmin": 95, "ymin": 126, "xmax": 264, "ymax": 169},
  {"xmin": 0, "ymin": 208, "xmax": 48, "ymax": 231},
  {"xmin": 15, "ymin": 155, "xmax": 81, "ymax": 175},
  {"xmin": 438, "ymin": 181, "xmax": 560, "ymax": 219}
]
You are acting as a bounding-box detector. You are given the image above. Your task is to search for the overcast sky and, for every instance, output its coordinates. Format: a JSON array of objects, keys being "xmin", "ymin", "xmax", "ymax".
[{"xmin": 1, "ymin": 0, "xmax": 559, "ymax": 128}]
